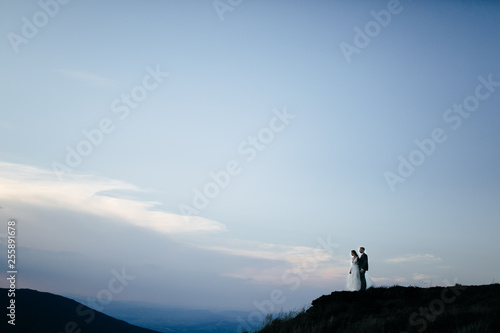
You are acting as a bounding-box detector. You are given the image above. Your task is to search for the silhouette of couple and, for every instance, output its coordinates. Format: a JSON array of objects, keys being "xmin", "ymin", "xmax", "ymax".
[{"xmin": 347, "ymin": 247, "xmax": 374, "ymax": 292}]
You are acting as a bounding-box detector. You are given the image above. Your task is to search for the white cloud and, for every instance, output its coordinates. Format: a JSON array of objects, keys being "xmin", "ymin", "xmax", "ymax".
[
  {"xmin": 203, "ymin": 239, "xmax": 335, "ymax": 266},
  {"xmin": 0, "ymin": 121, "xmax": 15, "ymax": 130},
  {"xmin": 0, "ymin": 161, "xmax": 341, "ymax": 264},
  {"xmin": 371, "ymin": 276, "xmax": 407, "ymax": 285},
  {"xmin": 0, "ymin": 161, "xmax": 225, "ymax": 234},
  {"xmin": 386, "ymin": 254, "xmax": 442, "ymax": 264},
  {"xmin": 0, "ymin": 161, "xmax": 350, "ymax": 292},
  {"xmin": 180, "ymin": 235, "xmax": 343, "ymax": 285},
  {"xmin": 437, "ymin": 265, "xmax": 451, "ymax": 269},
  {"xmin": 59, "ymin": 69, "xmax": 120, "ymax": 88},
  {"xmin": 412, "ymin": 273, "xmax": 434, "ymax": 281}
]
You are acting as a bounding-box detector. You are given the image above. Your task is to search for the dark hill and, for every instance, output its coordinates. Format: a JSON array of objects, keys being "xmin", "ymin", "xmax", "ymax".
[
  {"xmin": 253, "ymin": 284, "xmax": 500, "ymax": 333},
  {"xmin": 1, "ymin": 288, "xmax": 161, "ymax": 333}
]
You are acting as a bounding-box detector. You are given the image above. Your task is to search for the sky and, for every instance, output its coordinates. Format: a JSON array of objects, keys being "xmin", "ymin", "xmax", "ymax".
[{"xmin": 1, "ymin": 0, "xmax": 500, "ymax": 314}]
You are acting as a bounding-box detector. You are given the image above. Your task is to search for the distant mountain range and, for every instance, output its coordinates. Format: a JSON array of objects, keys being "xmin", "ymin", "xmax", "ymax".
[
  {"xmin": 1, "ymin": 288, "xmax": 161, "ymax": 333},
  {"xmin": 67, "ymin": 295, "xmax": 251, "ymax": 333},
  {"xmin": 1, "ymin": 288, "xmax": 249, "ymax": 333},
  {"xmin": 253, "ymin": 284, "xmax": 500, "ymax": 333}
]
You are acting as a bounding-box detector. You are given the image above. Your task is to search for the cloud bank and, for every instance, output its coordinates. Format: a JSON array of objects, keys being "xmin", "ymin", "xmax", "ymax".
[{"xmin": 0, "ymin": 161, "xmax": 226, "ymax": 234}]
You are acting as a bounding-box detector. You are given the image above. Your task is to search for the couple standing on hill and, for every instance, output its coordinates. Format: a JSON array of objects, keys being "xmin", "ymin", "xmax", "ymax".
[{"xmin": 347, "ymin": 247, "xmax": 374, "ymax": 292}]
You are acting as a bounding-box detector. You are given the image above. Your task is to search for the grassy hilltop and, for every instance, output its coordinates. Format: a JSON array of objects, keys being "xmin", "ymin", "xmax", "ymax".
[{"xmin": 252, "ymin": 284, "xmax": 500, "ymax": 333}]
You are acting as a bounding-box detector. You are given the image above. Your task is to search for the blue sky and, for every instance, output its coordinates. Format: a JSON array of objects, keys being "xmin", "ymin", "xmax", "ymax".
[{"xmin": 1, "ymin": 0, "xmax": 500, "ymax": 313}]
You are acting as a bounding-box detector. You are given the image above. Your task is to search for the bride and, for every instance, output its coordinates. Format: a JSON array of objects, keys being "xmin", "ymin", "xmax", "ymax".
[
  {"xmin": 346, "ymin": 250, "xmax": 361, "ymax": 291},
  {"xmin": 346, "ymin": 250, "xmax": 376, "ymax": 291}
]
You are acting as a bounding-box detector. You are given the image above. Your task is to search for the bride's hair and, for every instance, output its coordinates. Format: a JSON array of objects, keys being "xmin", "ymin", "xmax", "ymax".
[{"xmin": 351, "ymin": 250, "xmax": 358, "ymax": 257}]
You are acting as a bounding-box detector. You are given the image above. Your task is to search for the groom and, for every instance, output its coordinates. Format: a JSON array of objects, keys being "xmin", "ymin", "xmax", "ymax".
[{"xmin": 358, "ymin": 247, "xmax": 369, "ymax": 292}]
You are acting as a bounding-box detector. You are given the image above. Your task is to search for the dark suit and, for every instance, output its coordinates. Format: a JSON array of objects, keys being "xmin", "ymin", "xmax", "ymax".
[{"xmin": 358, "ymin": 253, "xmax": 369, "ymax": 291}]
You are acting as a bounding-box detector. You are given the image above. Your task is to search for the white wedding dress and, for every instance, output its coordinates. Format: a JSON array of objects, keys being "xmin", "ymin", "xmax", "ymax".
[{"xmin": 346, "ymin": 257, "xmax": 361, "ymax": 291}]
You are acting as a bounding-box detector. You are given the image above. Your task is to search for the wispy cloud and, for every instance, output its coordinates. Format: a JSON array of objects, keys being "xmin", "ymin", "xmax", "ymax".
[
  {"xmin": 371, "ymin": 276, "xmax": 406, "ymax": 285},
  {"xmin": 0, "ymin": 121, "xmax": 15, "ymax": 130},
  {"xmin": 201, "ymin": 238, "xmax": 343, "ymax": 285},
  {"xmin": 204, "ymin": 239, "xmax": 335, "ymax": 266},
  {"xmin": 412, "ymin": 273, "xmax": 434, "ymax": 281},
  {"xmin": 0, "ymin": 161, "xmax": 349, "ymax": 288},
  {"xmin": 386, "ymin": 254, "xmax": 442, "ymax": 264},
  {"xmin": 59, "ymin": 69, "xmax": 120, "ymax": 88},
  {"xmin": 0, "ymin": 161, "xmax": 338, "ymax": 262},
  {"xmin": 437, "ymin": 265, "xmax": 451, "ymax": 270},
  {"xmin": 0, "ymin": 161, "xmax": 225, "ymax": 233}
]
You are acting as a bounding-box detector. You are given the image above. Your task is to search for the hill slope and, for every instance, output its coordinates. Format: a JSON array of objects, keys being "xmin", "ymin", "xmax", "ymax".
[
  {"xmin": 254, "ymin": 284, "xmax": 500, "ymax": 333},
  {"xmin": 1, "ymin": 288, "xmax": 161, "ymax": 333}
]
